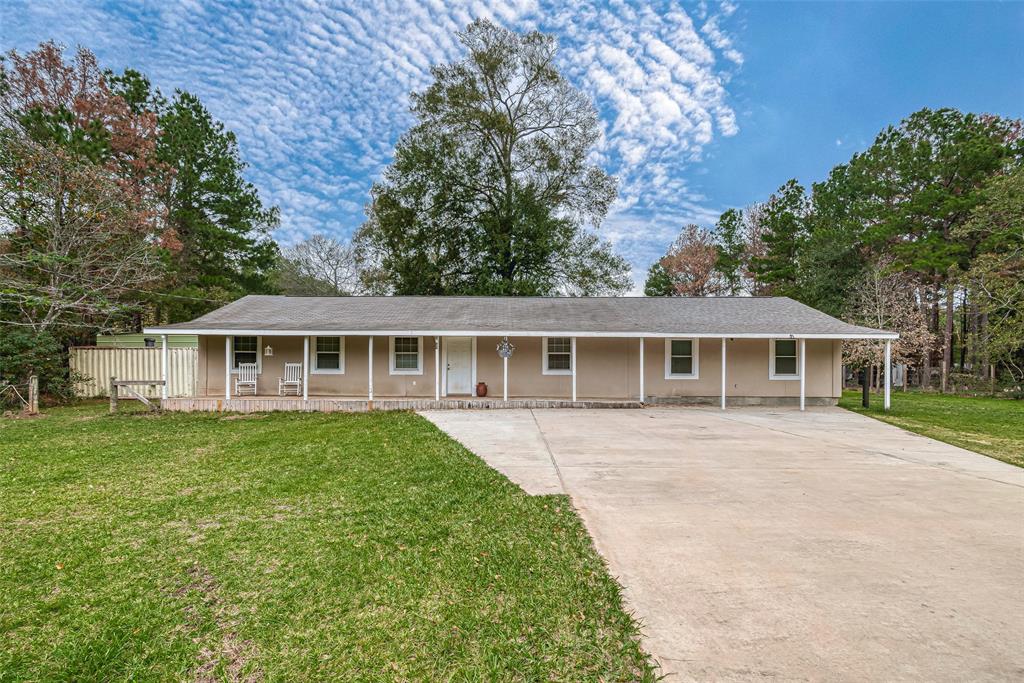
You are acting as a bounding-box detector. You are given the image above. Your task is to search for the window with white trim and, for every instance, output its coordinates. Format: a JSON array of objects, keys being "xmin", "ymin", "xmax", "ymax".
[
  {"xmin": 770, "ymin": 339, "xmax": 800, "ymax": 379},
  {"xmin": 665, "ymin": 338, "xmax": 698, "ymax": 379},
  {"xmin": 390, "ymin": 336, "xmax": 422, "ymax": 374},
  {"xmin": 543, "ymin": 337, "xmax": 572, "ymax": 374},
  {"xmin": 232, "ymin": 336, "xmax": 259, "ymax": 371},
  {"xmin": 313, "ymin": 336, "xmax": 344, "ymax": 373}
]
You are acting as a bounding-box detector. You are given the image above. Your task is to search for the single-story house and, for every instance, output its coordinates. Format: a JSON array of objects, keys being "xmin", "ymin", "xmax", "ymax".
[{"xmin": 144, "ymin": 295, "xmax": 898, "ymax": 412}]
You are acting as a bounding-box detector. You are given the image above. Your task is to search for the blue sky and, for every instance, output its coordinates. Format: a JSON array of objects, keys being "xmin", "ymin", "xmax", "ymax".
[{"xmin": 6, "ymin": 1, "xmax": 1023, "ymax": 289}]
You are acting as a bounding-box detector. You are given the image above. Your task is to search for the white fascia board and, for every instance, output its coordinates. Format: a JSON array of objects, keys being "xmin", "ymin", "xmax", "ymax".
[{"xmin": 144, "ymin": 327, "xmax": 899, "ymax": 340}]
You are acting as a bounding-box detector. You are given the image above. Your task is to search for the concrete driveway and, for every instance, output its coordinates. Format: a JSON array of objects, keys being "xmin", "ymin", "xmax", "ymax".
[{"xmin": 421, "ymin": 407, "xmax": 1024, "ymax": 681}]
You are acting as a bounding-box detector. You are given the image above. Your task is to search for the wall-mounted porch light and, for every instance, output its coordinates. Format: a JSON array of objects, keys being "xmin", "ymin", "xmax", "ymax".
[{"xmin": 264, "ymin": 344, "xmax": 274, "ymax": 357}]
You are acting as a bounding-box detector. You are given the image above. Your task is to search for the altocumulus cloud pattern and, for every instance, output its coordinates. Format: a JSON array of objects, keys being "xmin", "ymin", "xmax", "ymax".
[{"xmin": 7, "ymin": 0, "xmax": 743, "ymax": 283}]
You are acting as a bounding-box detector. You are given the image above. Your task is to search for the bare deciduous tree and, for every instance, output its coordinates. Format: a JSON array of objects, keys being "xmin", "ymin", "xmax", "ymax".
[
  {"xmin": 741, "ymin": 202, "xmax": 771, "ymax": 295},
  {"xmin": 844, "ymin": 258, "xmax": 935, "ymax": 379},
  {"xmin": 1, "ymin": 42, "xmax": 173, "ymax": 334},
  {"xmin": 0, "ymin": 139, "xmax": 166, "ymax": 332},
  {"xmin": 277, "ymin": 234, "xmax": 360, "ymax": 296}
]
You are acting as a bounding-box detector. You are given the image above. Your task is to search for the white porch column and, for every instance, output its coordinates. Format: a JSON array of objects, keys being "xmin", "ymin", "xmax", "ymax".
[
  {"xmin": 639, "ymin": 337, "xmax": 645, "ymax": 403},
  {"xmin": 884, "ymin": 339, "xmax": 892, "ymax": 411},
  {"xmin": 224, "ymin": 336, "xmax": 231, "ymax": 400},
  {"xmin": 571, "ymin": 336, "xmax": 577, "ymax": 402},
  {"xmin": 161, "ymin": 334, "xmax": 168, "ymax": 400},
  {"xmin": 503, "ymin": 355, "xmax": 509, "ymax": 402},
  {"xmin": 434, "ymin": 336, "xmax": 440, "ymax": 401},
  {"xmin": 302, "ymin": 336, "xmax": 309, "ymax": 401},
  {"xmin": 721, "ymin": 337, "xmax": 727, "ymax": 410},
  {"xmin": 799, "ymin": 338, "xmax": 806, "ymax": 411},
  {"xmin": 367, "ymin": 336, "xmax": 374, "ymax": 401}
]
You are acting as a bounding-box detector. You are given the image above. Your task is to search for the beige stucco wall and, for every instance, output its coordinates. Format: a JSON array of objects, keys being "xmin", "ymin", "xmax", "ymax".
[
  {"xmin": 201, "ymin": 335, "xmax": 437, "ymax": 398},
  {"xmin": 641, "ymin": 337, "xmax": 840, "ymax": 400},
  {"xmin": 197, "ymin": 334, "xmax": 842, "ymax": 400}
]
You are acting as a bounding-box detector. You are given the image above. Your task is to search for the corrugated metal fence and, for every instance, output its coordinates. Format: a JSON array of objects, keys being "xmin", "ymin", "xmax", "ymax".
[{"xmin": 69, "ymin": 347, "xmax": 197, "ymax": 398}]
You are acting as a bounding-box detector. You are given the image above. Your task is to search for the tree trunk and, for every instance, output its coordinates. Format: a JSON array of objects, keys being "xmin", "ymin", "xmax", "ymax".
[
  {"xmin": 921, "ymin": 286, "xmax": 933, "ymax": 389},
  {"xmin": 941, "ymin": 281, "xmax": 954, "ymax": 393},
  {"xmin": 969, "ymin": 301, "xmax": 981, "ymax": 378},
  {"xmin": 959, "ymin": 289, "xmax": 967, "ymax": 372},
  {"xmin": 981, "ymin": 310, "xmax": 990, "ymax": 388}
]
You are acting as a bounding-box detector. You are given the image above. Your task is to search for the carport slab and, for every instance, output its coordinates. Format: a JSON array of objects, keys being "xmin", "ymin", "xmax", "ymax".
[{"xmin": 421, "ymin": 406, "xmax": 1024, "ymax": 681}]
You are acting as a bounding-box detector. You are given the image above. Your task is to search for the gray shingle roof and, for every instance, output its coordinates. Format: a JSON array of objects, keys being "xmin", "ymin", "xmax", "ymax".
[{"xmin": 147, "ymin": 295, "xmax": 895, "ymax": 338}]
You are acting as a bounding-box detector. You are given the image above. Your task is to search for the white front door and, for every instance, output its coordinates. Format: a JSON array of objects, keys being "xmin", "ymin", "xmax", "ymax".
[{"xmin": 446, "ymin": 337, "xmax": 473, "ymax": 395}]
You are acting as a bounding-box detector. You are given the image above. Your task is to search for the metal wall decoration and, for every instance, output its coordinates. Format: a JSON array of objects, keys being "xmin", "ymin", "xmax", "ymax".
[{"xmin": 496, "ymin": 337, "xmax": 515, "ymax": 358}]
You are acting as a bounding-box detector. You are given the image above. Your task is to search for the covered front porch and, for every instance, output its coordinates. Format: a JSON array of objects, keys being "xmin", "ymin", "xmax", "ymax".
[{"xmin": 152, "ymin": 332, "xmax": 895, "ymax": 413}]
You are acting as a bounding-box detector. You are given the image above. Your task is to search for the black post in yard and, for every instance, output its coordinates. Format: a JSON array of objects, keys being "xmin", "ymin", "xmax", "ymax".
[{"xmin": 861, "ymin": 368, "xmax": 870, "ymax": 408}]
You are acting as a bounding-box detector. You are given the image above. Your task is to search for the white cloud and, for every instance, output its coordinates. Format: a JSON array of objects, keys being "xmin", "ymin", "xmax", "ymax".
[
  {"xmin": 701, "ymin": 15, "xmax": 744, "ymax": 66},
  {"xmin": 7, "ymin": 0, "xmax": 743, "ymax": 287},
  {"xmin": 547, "ymin": 1, "xmax": 742, "ymax": 267}
]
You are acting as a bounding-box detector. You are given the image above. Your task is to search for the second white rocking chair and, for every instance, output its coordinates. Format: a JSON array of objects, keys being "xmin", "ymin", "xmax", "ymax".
[{"xmin": 279, "ymin": 362, "xmax": 303, "ymax": 396}]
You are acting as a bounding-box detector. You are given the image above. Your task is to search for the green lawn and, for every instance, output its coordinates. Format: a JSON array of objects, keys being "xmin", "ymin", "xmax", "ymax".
[
  {"xmin": 839, "ymin": 390, "xmax": 1024, "ymax": 468},
  {"xmin": 0, "ymin": 403, "xmax": 656, "ymax": 682}
]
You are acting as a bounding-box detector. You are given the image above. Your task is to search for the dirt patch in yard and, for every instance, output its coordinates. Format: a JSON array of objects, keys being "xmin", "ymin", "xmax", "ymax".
[
  {"xmin": 2, "ymin": 410, "xmax": 47, "ymax": 420},
  {"xmin": 173, "ymin": 564, "xmax": 263, "ymax": 682}
]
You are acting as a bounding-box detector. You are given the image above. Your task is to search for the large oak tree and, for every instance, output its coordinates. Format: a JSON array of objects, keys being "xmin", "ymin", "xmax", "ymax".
[{"xmin": 356, "ymin": 20, "xmax": 629, "ymax": 295}]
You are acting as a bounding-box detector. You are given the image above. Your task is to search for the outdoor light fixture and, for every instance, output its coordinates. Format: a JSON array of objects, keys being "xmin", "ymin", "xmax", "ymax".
[{"xmin": 264, "ymin": 344, "xmax": 274, "ymax": 357}]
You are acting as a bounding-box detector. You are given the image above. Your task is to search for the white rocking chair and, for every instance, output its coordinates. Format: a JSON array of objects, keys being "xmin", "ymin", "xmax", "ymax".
[
  {"xmin": 234, "ymin": 362, "xmax": 258, "ymax": 396},
  {"xmin": 279, "ymin": 362, "xmax": 303, "ymax": 396}
]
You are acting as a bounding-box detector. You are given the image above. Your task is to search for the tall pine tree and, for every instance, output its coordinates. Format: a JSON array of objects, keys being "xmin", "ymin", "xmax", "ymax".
[
  {"xmin": 111, "ymin": 71, "xmax": 279, "ymax": 323},
  {"xmin": 748, "ymin": 179, "xmax": 807, "ymax": 297}
]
